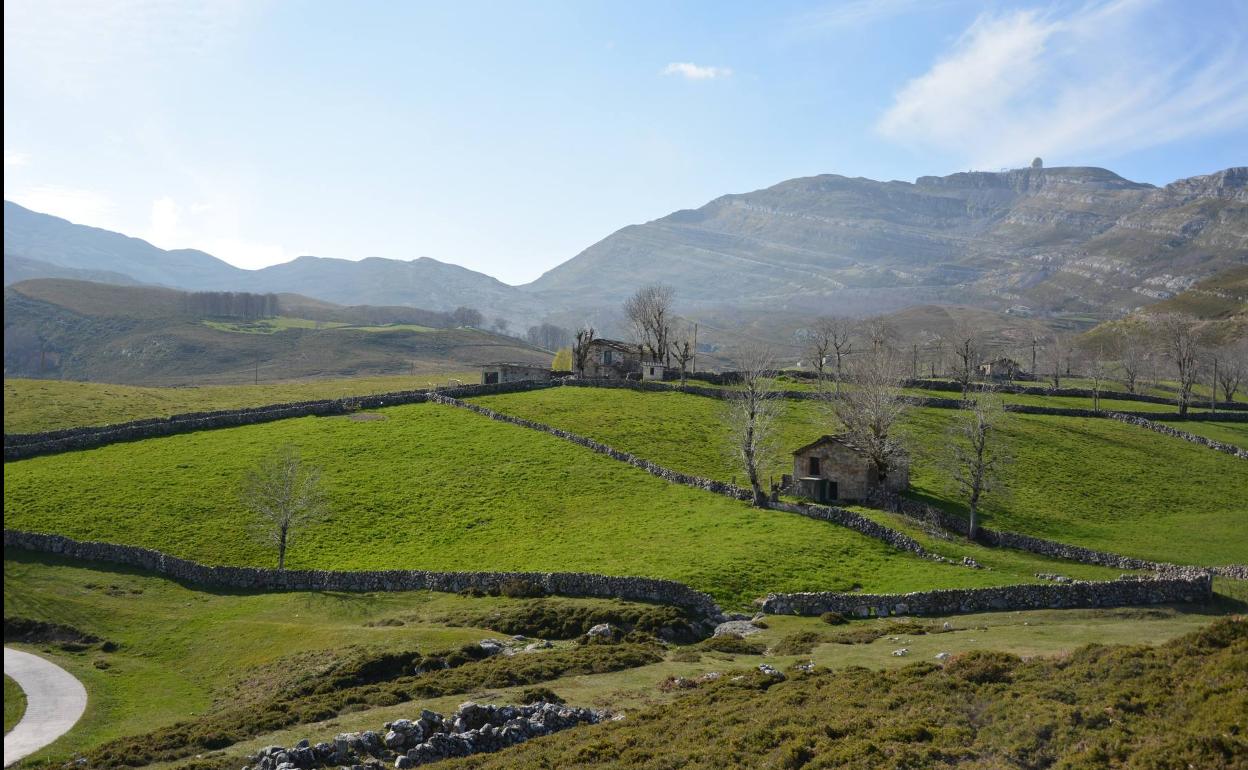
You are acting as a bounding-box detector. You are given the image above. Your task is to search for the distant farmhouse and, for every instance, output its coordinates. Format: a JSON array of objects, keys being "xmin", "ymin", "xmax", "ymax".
[
  {"xmin": 979, "ymin": 357, "xmax": 1025, "ymax": 381},
  {"xmin": 480, "ymin": 362, "xmax": 552, "ymax": 385},
  {"xmin": 582, "ymin": 339, "xmax": 664, "ymax": 380},
  {"xmin": 789, "ymin": 434, "xmax": 908, "ymax": 504}
]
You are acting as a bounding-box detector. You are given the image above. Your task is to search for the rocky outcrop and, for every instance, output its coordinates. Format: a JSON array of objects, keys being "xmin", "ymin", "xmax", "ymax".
[{"xmin": 246, "ymin": 701, "xmax": 604, "ymax": 770}]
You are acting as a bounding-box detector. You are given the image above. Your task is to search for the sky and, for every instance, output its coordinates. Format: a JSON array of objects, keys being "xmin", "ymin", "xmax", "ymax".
[{"xmin": 4, "ymin": 0, "xmax": 1247, "ymax": 284}]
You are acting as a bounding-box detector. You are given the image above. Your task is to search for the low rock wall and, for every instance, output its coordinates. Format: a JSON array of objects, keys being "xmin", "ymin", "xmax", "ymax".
[
  {"xmin": 1105, "ymin": 412, "xmax": 1248, "ymax": 459},
  {"xmin": 903, "ymin": 378, "xmax": 1248, "ymax": 411},
  {"xmin": 2, "ymin": 529, "xmax": 725, "ymax": 620},
  {"xmin": 761, "ymin": 573, "xmax": 1213, "ymax": 617},
  {"xmin": 3, "ymin": 380, "xmax": 560, "ymax": 461}
]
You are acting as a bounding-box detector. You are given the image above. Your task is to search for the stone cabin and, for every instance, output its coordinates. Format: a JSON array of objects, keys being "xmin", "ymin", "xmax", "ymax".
[
  {"xmin": 582, "ymin": 339, "xmax": 642, "ymax": 379},
  {"xmin": 480, "ymin": 362, "xmax": 552, "ymax": 385},
  {"xmin": 641, "ymin": 362, "xmax": 666, "ymax": 381},
  {"xmin": 979, "ymin": 357, "xmax": 1024, "ymax": 381},
  {"xmin": 789, "ymin": 434, "xmax": 908, "ymax": 503}
]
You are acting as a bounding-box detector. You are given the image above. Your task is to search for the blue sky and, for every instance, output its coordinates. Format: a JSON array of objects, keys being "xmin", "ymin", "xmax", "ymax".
[{"xmin": 4, "ymin": 0, "xmax": 1246, "ymax": 284}]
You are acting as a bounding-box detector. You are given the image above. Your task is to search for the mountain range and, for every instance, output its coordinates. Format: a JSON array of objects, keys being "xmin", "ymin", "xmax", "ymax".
[{"xmin": 6, "ymin": 163, "xmax": 1246, "ymax": 332}]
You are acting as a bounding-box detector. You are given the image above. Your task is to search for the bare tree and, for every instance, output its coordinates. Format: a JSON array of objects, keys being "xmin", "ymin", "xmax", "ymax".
[
  {"xmin": 929, "ymin": 336, "xmax": 945, "ymax": 379},
  {"xmin": 948, "ymin": 324, "xmax": 982, "ymax": 398},
  {"xmin": 1082, "ymin": 347, "xmax": 1109, "ymax": 413},
  {"xmin": 491, "ymin": 317, "xmax": 510, "ymax": 335},
  {"xmin": 452, "ymin": 306, "xmax": 484, "ymax": 328},
  {"xmin": 798, "ymin": 318, "xmax": 834, "ymax": 389},
  {"xmin": 1215, "ymin": 339, "xmax": 1246, "ymax": 402},
  {"xmin": 241, "ymin": 445, "xmax": 328, "ymax": 570},
  {"xmin": 940, "ymin": 394, "xmax": 1010, "ymax": 540},
  {"xmin": 830, "ymin": 344, "xmax": 910, "ymax": 486},
  {"xmin": 1115, "ymin": 324, "xmax": 1150, "ymax": 394},
  {"xmin": 725, "ymin": 346, "xmax": 780, "ymax": 507},
  {"xmin": 1045, "ymin": 334, "xmax": 1071, "ymax": 389},
  {"xmin": 1154, "ymin": 314, "xmax": 1201, "ymax": 416},
  {"xmin": 623, "ymin": 283, "xmax": 675, "ymax": 365},
  {"xmin": 572, "ymin": 326, "xmax": 596, "ymax": 378},
  {"xmin": 824, "ymin": 317, "xmax": 855, "ymax": 394},
  {"xmin": 670, "ymin": 336, "xmax": 695, "ymax": 386},
  {"xmin": 861, "ymin": 317, "xmax": 899, "ymax": 353},
  {"xmin": 526, "ymin": 323, "xmax": 572, "ymax": 351}
]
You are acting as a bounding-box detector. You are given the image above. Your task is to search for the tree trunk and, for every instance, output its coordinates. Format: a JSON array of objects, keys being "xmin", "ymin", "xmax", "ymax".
[
  {"xmin": 278, "ymin": 525, "xmax": 288, "ymax": 570},
  {"xmin": 967, "ymin": 498, "xmax": 978, "ymax": 541}
]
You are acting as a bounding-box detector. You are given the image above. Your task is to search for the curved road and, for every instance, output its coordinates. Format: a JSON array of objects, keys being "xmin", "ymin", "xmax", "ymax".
[{"xmin": 4, "ymin": 647, "xmax": 87, "ymax": 767}]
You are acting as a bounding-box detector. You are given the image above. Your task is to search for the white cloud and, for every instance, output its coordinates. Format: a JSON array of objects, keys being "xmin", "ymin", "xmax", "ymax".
[
  {"xmin": 877, "ymin": 0, "xmax": 1248, "ymax": 169},
  {"xmin": 663, "ymin": 62, "xmax": 733, "ymax": 80},
  {"xmin": 9, "ymin": 185, "xmax": 118, "ymax": 229},
  {"xmin": 145, "ymin": 196, "xmax": 182, "ymax": 248},
  {"xmin": 4, "ymin": 150, "xmax": 30, "ymax": 168},
  {"xmin": 798, "ymin": 0, "xmax": 953, "ymax": 31}
]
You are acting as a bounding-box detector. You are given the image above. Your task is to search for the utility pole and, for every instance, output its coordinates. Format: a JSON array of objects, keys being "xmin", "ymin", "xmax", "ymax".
[
  {"xmin": 1211, "ymin": 356, "xmax": 1218, "ymax": 414},
  {"xmin": 911, "ymin": 343, "xmax": 918, "ymax": 380},
  {"xmin": 692, "ymin": 323, "xmax": 698, "ymax": 376}
]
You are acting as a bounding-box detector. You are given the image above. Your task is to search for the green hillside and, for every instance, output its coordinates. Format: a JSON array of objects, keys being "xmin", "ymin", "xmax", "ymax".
[
  {"xmin": 470, "ymin": 387, "xmax": 1247, "ymax": 565},
  {"xmin": 3, "ymin": 279, "xmax": 546, "ymax": 386}
]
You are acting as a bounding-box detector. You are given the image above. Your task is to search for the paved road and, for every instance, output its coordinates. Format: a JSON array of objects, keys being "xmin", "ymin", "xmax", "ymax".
[{"xmin": 4, "ymin": 647, "xmax": 87, "ymax": 767}]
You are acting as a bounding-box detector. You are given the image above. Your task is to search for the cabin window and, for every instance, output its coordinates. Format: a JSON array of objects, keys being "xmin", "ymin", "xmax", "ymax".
[
  {"xmin": 808, "ymin": 456, "xmax": 820, "ymax": 475},
  {"xmin": 603, "ymin": 351, "xmax": 613, "ymax": 365}
]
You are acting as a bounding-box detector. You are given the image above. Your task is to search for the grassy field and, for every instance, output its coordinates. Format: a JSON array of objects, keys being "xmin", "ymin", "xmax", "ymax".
[
  {"xmin": 5, "ymin": 401, "xmax": 1097, "ymax": 607},
  {"xmin": 4, "ymin": 550, "xmax": 1233, "ymax": 768},
  {"xmin": 1170, "ymin": 420, "xmax": 1248, "ymax": 449},
  {"xmin": 3, "ymin": 375, "xmax": 477, "ymax": 433},
  {"xmin": 4, "ymin": 673, "xmax": 25, "ymax": 735},
  {"xmin": 201, "ymin": 317, "xmax": 351, "ymax": 334},
  {"xmin": 470, "ymin": 387, "xmax": 1248, "ymax": 566}
]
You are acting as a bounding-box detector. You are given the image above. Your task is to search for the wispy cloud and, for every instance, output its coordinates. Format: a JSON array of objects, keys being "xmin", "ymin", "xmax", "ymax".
[
  {"xmin": 877, "ymin": 0, "xmax": 1248, "ymax": 168},
  {"xmin": 4, "ymin": 150, "xmax": 30, "ymax": 168},
  {"xmin": 663, "ymin": 62, "xmax": 732, "ymax": 80}
]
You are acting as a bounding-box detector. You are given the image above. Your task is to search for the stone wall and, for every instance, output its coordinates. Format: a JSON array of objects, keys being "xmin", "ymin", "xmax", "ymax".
[
  {"xmin": 1105, "ymin": 412, "xmax": 1248, "ymax": 459},
  {"xmin": 3, "ymin": 380, "xmax": 561, "ymax": 461},
  {"xmin": 903, "ymin": 378, "xmax": 1248, "ymax": 412},
  {"xmin": 2, "ymin": 529, "xmax": 725, "ymax": 620},
  {"xmin": 871, "ymin": 492, "xmax": 1248, "ymax": 579},
  {"xmin": 761, "ymin": 573, "xmax": 1214, "ymax": 617}
]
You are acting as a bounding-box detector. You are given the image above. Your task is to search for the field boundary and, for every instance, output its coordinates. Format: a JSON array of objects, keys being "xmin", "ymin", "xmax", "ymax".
[
  {"xmin": 8, "ymin": 377, "xmax": 1244, "ymax": 462},
  {"xmin": 2, "ymin": 529, "xmax": 726, "ymax": 620},
  {"xmin": 5, "ymin": 530, "xmax": 1219, "ymax": 621},
  {"xmin": 761, "ymin": 572, "xmax": 1214, "ymax": 616}
]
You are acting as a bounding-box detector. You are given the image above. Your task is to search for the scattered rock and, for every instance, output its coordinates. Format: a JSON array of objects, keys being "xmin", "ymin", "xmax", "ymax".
[
  {"xmin": 757, "ymin": 664, "xmax": 785, "ymax": 680},
  {"xmin": 891, "ymin": 648, "xmax": 909, "ymax": 657},
  {"xmin": 934, "ymin": 652, "xmax": 951, "ymax": 661},
  {"xmin": 713, "ymin": 620, "xmax": 762, "ymax": 637}
]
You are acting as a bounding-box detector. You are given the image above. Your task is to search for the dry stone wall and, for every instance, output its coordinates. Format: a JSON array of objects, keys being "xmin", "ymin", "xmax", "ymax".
[
  {"xmin": 903, "ymin": 378, "xmax": 1248, "ymax": 411},
  {"xmin": 761, "ymin": 573, "xmax": 1214, "ymax": 617},
  {"xmin": 1105, "ymin": 412, "xmax": 1248, "ymax": 459},
  {"xmin": 2, "ymin": 529, "xmax": 725, "ymax": 621},
  {"xmin": 3, "ymin": 380, "xmax": 561, "ymax": 461}
]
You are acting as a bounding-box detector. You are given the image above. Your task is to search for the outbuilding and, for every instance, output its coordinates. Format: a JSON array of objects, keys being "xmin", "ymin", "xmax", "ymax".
[
  {"xmin": 790, "ymin": 434, "xmax": 908, "ymax": 503},
  {"xmin": 480, "ymin": 363, "xmax": 552, "ymax": 385}
]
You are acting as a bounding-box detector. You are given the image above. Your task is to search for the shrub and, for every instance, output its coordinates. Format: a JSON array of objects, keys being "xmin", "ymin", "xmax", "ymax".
[
  {"xmin": 498, "ymin": 578, "xmax": 546, "ymax": 598},
  {"xmin": 519, "ymin": 686, "xmax": 564, "ymax": 704},
  {"xmin": 772, "ymin": 631, "xmax": 829, "ymax": 656},
  {"xmin": 700, "ymin": 634, "xmax": 766, "ymax": 655},
  {"xmin": 820, "ymin": 612, "xmax": 848, "ymax": 626},
  {"xmin": 944, "ymin": 650, "xmax": 1020, "ymax": 684}
]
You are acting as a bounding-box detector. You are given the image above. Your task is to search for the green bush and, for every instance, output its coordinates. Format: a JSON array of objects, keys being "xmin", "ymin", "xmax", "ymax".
[
  {"xmin": 944, "ymin": 650, "xmax": 1021, "ymax": 684},
  {"xmin": 820, "ymin": 611, "xmax": 847, "ymax": 625},
  {"xmin": 699, "ymin": 634, "xmax": 766, "ymax": 655},
  {"xmin": 772, "ymin": 631, "xmax": 829, "ymax": 656}
]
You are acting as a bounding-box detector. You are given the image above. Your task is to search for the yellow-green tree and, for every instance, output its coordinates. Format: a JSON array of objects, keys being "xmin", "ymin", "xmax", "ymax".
[{"xmin": 552, "ymin": 348, "xmax": 573, "ymax": 371}]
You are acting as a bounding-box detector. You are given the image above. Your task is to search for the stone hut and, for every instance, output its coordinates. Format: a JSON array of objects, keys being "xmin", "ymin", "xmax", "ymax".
[
  {"xmin": 582, "ymin": 339, "xmax": 643, "ymax": 379},
  {"xmin": 789, "ymin": 434, "xmax": 908, "ymax": 503},
  {"xmin": 641, "ymin": 362, "xmax": 666, "ymax": 381},
  {"xmin": 480, "ymin": 363, "xmax": 552, "ymax": 385},
  {"xmin": 978, "ymin": 357, "xmax": 1024, "ymax": 380}
]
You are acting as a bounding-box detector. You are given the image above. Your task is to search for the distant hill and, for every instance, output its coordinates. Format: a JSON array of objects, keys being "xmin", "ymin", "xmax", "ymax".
[
  {"xmin": 525, "ymin": 165, "xmax": 1248, "ymax": 319},
  {"xmin": 3, "ymin": 278, "xmax": 548, "ymax": 386},
  {"xmin": 1080, "ymin": 266, "xmax": 1248, "ymax": 349},
  {"xmin": 3, "ymin": 201, "xmax": 543, "ymax": 326}
]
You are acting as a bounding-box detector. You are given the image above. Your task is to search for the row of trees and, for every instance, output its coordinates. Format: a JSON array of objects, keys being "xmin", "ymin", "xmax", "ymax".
[{"xmin": 185, "ymin": 291, "xmax": 280, "ymax": 319}]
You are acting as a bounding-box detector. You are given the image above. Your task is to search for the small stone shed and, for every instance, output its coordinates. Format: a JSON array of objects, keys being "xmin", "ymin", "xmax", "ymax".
[
  {"xmin": 979, "ymin": 357, "xmax": 1024, "ymax": 380},
  {"xmin": 480, "ymin": 363, "xmax": 552, "ymax": 385},
  {"xmin": 582, "ymin": 339, "xmax": 643, "ymax": 379},
  {"xmin": 790, "ymin": 434, "xmax": 908, "ymax": 503},
  {"xmin": 641, "ymin": 362, "xmax": 666, "ymax": 381}
]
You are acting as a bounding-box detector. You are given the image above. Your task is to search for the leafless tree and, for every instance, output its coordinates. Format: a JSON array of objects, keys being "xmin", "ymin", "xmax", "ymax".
[
  {"xmin": 491, "ymin": 317, "xmax": 510, "ymax": 335},
  {"xmin": 572, "ymin": 326, "xmax": 596, "ymax": 378},
  {"xmin": 1045, "ymin": 334, "xmax": 1071, "ymax": 389},
  {"xmin": 861, "ymin": 317, "xmax": 899, "ymax": 353},
  {"xmin": 1215, "ymin": 339, "xmax": 1246, "ymax": 402},
  {"xmin": 526, "ymin": 323, "xmax": 572, "ymax": 350},
  {"xmin": 818, "ymin": 317, "xmax": 855, "ymax": 393},
  {"xmin": 830, "ymin": 344, "xmax": 910, "ymax": 486},
  {"xmin": 725, "ymin": 345, "xmax": 780, "ymax": 507},
  {"xmin": 241, "ymin": 445, "xmax": 328, "ymax": 570},
  {"xmin": 1154, "ymin": 314, "xmax": 1201, "ymax": 416},
  {"xmin": 669, "ymin": 335, "xmax": 695, "ymax": 386},
  {"xmin": 939, "ymin": 394, "xmax": 1011, "ymax": 540},
  {"xmin": 452, "ymin": 306, "xmax": 484, "ymax": 328},
  {"xmin": 623, "ymin": 283, "xmax": 675, "ymax": 366},
  {"xmin": 1081, "ymin": 347, "xmax": 1109, "ymax": 413},
  {"xmin": 1115, "ymin": 324, "xmax": 1150, "ymax": 394},
  {"xmin": 929, "ymin": 336, "xmax": 945, "ymax": 379},
  {"xmin": 948, "ymin": 324, "xmax": 982, "ymax": 397},
  {"xmin": 798, "ymin": 318, "xmax": 834, "ymax": 389}
]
